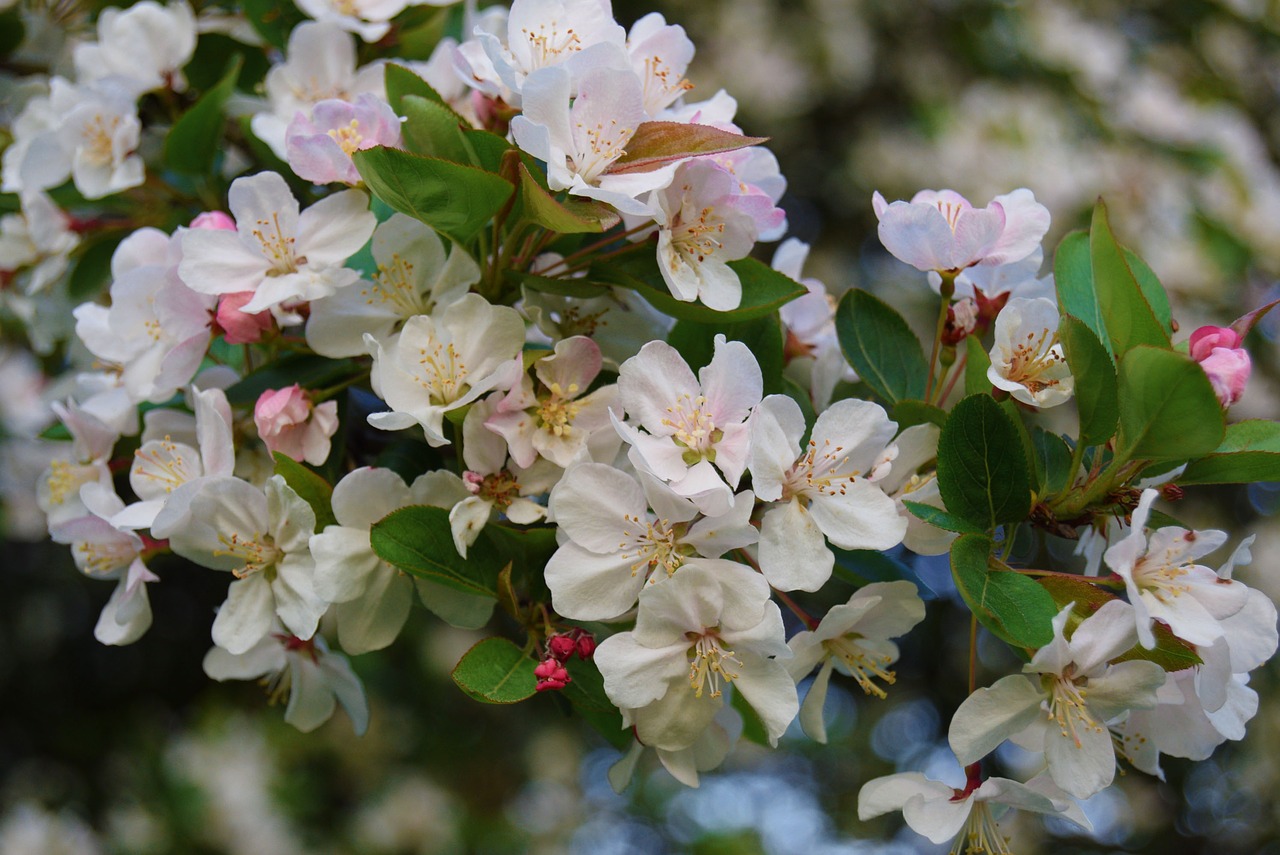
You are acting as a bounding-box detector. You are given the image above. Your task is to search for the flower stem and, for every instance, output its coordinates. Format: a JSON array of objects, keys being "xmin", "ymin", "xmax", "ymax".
[{"xmin": 924, "ymin": 274, "xmax": 956, "ymax": 401}]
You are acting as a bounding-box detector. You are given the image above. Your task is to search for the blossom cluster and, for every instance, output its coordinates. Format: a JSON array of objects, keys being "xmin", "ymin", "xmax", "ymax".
[{"xmin": 2, "ymin": 0, "xmax": 1278, "ymax": 850}]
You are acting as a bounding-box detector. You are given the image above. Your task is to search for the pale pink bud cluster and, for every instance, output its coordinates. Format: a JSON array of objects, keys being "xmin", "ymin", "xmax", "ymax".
[
  {"xmin": 254, "ymin": 384, "xmax": 339, "ymax": 465},
  {"xmin": 1189, "ymin": 325, "xmax": 1251, "ymax": 407}
]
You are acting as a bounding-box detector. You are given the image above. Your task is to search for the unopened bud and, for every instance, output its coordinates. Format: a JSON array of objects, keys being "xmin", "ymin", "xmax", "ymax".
[
  {"xmin": 547, "ymin": 635, "xmax": 577, "ymax": 661},
  {"xmin": 534, "ymin": 656, "xmax": 571, "ymax": 692},
  {"xmin": 1160, "ymin": 483, "xmax": 1185, "ymax": 502},
  {"xmin": 575, "ymin": 634, "xmax": 596, "ymax": 660}
]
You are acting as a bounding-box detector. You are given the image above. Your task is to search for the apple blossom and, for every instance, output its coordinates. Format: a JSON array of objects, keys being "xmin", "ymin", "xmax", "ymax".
[
  {"xmin": 873, "ymin": 188, "xmax": 1050, "ymax": 276},
  {"xmin": 987, "ymin": 296, "xmax": 1074, "ymax": 408},
  {"xmin": 625, "ymin": 13, "xmax": 694, "ymax": 117},
  {"xmin": 1188, "ymin": 325, "xmax": 1251, "ymax": 407},
  {"xmin": 614, "ymin": 336, "xmax": 761, "ymax": 515},
  {"xmin": 748, "ymin": 394, "xmax": 905, "ymax": 591},
  {"xmin": 787, "ymin": 581, "xmax": 925, "ymax": 743},
  {"xmin": 306, "ymin": 214, "xmax": 480, "ymax": 358},
  {"xmin": 204, "ymin": 630, "xmax": 369, "ymax": 734},
  {"xmin": 0, "ymin": 191, "xmax": 79, "ymax": 295},
  {"xmin": 773, "ymin": 238, "xmax": 854, "ymax": 410},
  {"xmin": 366, "ymin": 293, "xmax": 525, "ymax": 446},
  {"xmin": 877, "ymin": 423, "xmax": 956, "ymax": 556},
  {"xmin": 178, "ymin": 171, "xmax": 376, "ymax": 320},
  {"xmin": 73, "ymin": 1, "xmax": 197, "ymax": 96},
  {"xmin": 594, "ymin": 559, "xmax": 796, "ymax": 751},
  {"xmin": 37, "ymin": 401, "xmax": 118, "ymax": 529},
  {"xmin": 285, "ymin": 94, "xmax": 404, "ymax": 185},
  {"xmin": 544, "ymin": 462, "xmax": 757, "ymax": 621}
]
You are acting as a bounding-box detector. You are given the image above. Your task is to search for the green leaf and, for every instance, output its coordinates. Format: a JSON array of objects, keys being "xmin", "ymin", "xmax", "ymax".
[
  {"xmin": 936, "ymin": 394, "xmax": 1032, "ymax": 531},
  {"xmin": 353, "ymin": 146, "xmax": 514, "ymax": 244},
  {"xmin": 415, "ymin": 578, "xmax": 495, "ymax": 629},
  {"xmin": 667, "ymin": 315, "xmax": 785, "ymax": 396},
  {"xmin": 1124, "ymin": 249, "xmax": 1173, "ymax": 337},
  {"xmin": 561, "ymin": 658, "xmax": 629, "ymax": 749},
  {"xmin": 902, "ymin": 501, "xmax": 984, "ymax": 535},
  {"xmin": 271, "ymin": 452, "xmax": 336, "ymax": 531},
  {"xmin": 964, "ymin": 334, "xmax": 992, "ymax": 396},
  {"xmin": 832, "ymin": 548, "xmax": 913, "ymax": 586},
  {"xmin": 450, "ymin": 637, "xmax": 537, "ymax": 704},
  {"xmin": 185, "ymin": 33, "xmax": 269, "ymax": 91},
  {"xmin": 1179, "ymin": 420, "xmax": 1280, "ymax": 485},
  {"xmin": 165, "ymin": 57, "xmax": 241, "ymax": 174},
  {"xmin": 1116, "ymin": 346, "xmax": 1225, "ymax": 462},
  {"xmin": 1053, "ymin": 230, "xmax": 1109, "ymax": 354},
  {"xmin": 593, "ymin": 252, "xmax": 805, "ymax": 323},
  {"xmin": 1031, "ymin": 428, "xmax": 1074, "ymax": 496},
  {"xmin": 834, "ymin": 289, "xmax": 928, "ymax": 405},
  {"xmin": 516, "ymin": 163, "xmax": 620, "ymax": 234},
  {"xmin": 399, "ymin": 95, "xmax": 471, "ymax": 163},
  {"xmin": 1090, "ymin": 199, "xmax": 1171, "ymax": 354},
  {"xmin": 891, "ymin": 400, "xmax": 947, "ymax": 429},
  {"xmin": 483, "ymin": 524, "xmax": 558, "ymax": 604},
  {"xmin": 385, "ymin": 63, "xmax": 459, "ymax": 115},
  {"xmin": 68, "ymin": 231, "xmax": 127, "ymax": 300},
  {"xmin": 1058, "ymin": 315, "xmax": 1118, "ymax": 446},
  {"xmin": 462, "ymin": 128, "xmax": 516, "ymax": 173},
  {"xmin": 223, "ymin": 353, "xmax": 365, "ymax": 407},
  {"xmin": 605, "ymin": 122, "xmax": 767, "ymax": 175},
  {"xmin": 0, "ymin": 9, "xmax": 24, "ymax": 57},
  {"xmin": 371, "ymin": 505, "xmax": 502, "ymax": 597},
  {"xmin": 1036, "ymin": 576, "xmax": 1200, "ymax": 671},
  {"xmin": 730, "ymin": 684, "xmax": 771, "ymax": 747},
  {"xmin": 950, "ymin": 535, "xmax": 1056, "ymax": 649}
]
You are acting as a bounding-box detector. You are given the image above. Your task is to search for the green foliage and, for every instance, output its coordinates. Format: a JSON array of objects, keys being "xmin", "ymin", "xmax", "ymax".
[
  {"xmin": 271, "ymin": 452, "xmax": 337, "ymax": 532},
  {"xmin": 239, "ymin": 0, "xmax": 305, "ymax": 50},
  {"xmin": 1115, "ymin": 346, "xmax": 1225, "ymax": 462},
  {"xmin": 936, "ymin": 394, "xmax": 1032, "ymax": 531},
  {"xmin": 964, "ymin": 334, "xmax": 992, "ymax": 396},
  {"xmin": 1089, "ymin": 199, "xmax": 1172, "ymax": 355},
  {"xmin": 371, "ymin": 505, "xmax": 502, "ymax": 597},
  {"xmin": 353, "ymin": 146, "xmax": 514, "ymax": 244},
  {"xmin": 1058, "ymin": 315, "xmax": 1118, "ymax": 446},
  {"xmin": 0, "ymin": 9, "xmax": 24, "ymax": 57},
  {"xmin": 166, "ymin": 58, "xmax": 242, "ymax": 174},
  {"xmin": 399, "ymin": 95, "xmax": 472, "ymax": 163},
  {"xmin": 834, "ymin": 290, "xmax": 928, "ymax": 405},
  {"xmin": 1054, "ymin": 231, "xmax": 1108, "ymax": 352},
  {"xmin": 450, "ymin": 638, "xmax": 537, "ymax": 704},
  {"xmin": 593, "ymin": 252, "xmax": 805, "ymax": 322},
  {"xmin": 890, "ymin": 400, "xmax": 947, "ymax": 430},
  {"xmin": 416, "ymin": 579, "xmax": 496, "ymax": 630},
  {"xmin": 1179, "ymin": 420, "xmax": 1280, "ymax": 484},
  {"xmin": 516, "ymin": 164, "xmax": 620, "ymax": 234},
  {"xmin": 949, "ymin": 534, "xmax": 1057, "ymax": 649},
  {"xmin": 731, "ymin": 684, "xmax": 772, "ymax": 747},
  {"xmin": 1031, "ymin": 428, "xmax": 1074, "ymax": 495},
  {"xmin": 902, "ymin": 501, "xmax": 984, "ymax": 535},
  {"xmin": 667, "ymin": 315, "xmax": 785, "ymax": 396},
  {"xmin": 832, "ymin": 548, "xmax": 913, "ymax": 587}
]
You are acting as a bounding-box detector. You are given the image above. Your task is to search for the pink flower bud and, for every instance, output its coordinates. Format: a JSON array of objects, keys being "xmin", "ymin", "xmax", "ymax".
[
  {"xmin": 254, "ymin": 384, "xmax": 340, "ymax": 466},
  {"xmin": 216, "ymin": 291, "xmax": 274, "ymax": 345},
  {"xmin": 190, "ymin": 211, "xmax": 236, "ymax": 231},
  {"xmin": 574, "ymin": 633, "xmax": 596, "ymax": 660},
  {"xmin": 1188, "ymin": 325, "xmax": 1243, "ymax": 362},
  {"xmin": 534, "ymin": 656, "xmax": 571, "ymax": 691},
  {"xmin": 1199, "ymin": 346, "xmax": 1251, "ymax": 407},
  {"xmin": 547, "ymin": 635, "xmax": 577, "ymax": 661}
]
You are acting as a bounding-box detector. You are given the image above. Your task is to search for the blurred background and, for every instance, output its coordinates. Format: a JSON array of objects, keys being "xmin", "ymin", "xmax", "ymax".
[{"xmin": 2, "ymin": 0, "xmax": 1279, "ymax": 852}]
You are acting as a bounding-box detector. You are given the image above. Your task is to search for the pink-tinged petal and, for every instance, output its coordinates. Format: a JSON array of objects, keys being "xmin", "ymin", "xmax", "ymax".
[
  {"xmin": 618, "ymin": 340, "xmax": 700, "ymax": 433},
  {"xmin": 948, "ymin": 673, "xmax": 1045, "ymax": 765},
  {"xmin": 212, "ymin": 574, "xmax": 276, "ymax": 654},
  {"xmin": 983, "ymin": 189, "xmax": 1051, "ymax": 267},
  {"xmin": 178, "ymin": 228, "xmax": 270, "ymax": 295},
  {"xmin": 758, "ymin": 500, "xmax": 832, "ymax": 592},
  {"xmin": 876, "ymin": 201, "xmax": 958, "ymax": 272},
  {"xmin": 535, "ymin": 335, "xmax": 602, "ymax": 395},
  {"xmin": 1188, "ymin": 325, "xmax": 1241, "ymax": 361},
  {"xmin": 946, "ymin": 206, "xmax": 1005, "ymax": 270},
  {"xmin": 296, "ymin": 188, "xmax": 376, "ymax": 265},
  {"xmin": 568, "ymin": 67, "xmax": 647, "ymax": 183},
  {"xmin": 700, "ymin": 336, "xmax": 762, "ymax": 424}
]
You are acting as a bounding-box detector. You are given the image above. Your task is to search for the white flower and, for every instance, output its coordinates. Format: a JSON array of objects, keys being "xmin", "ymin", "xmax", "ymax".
[
  {"xmin": 36, "ymin": 401, "xmax": 118, "ymax": 529},
  {"xmin": 1103, "ymin": 488, "xmax": 1246, "ymax": 649},
  {"xmin": 169, "ymin": 475, "xmax": 327, "ymax": 654},
  {"xmin": 73, "ymin": 1, "xmax": 197, "ymax": 96},
  {"xmin": 594, "ymin": 559, "xmax": 796, "ymax": 751},
  {"xmin": 748, "ymin": 394, "xmax": 905, "ymax": 591},
  {"xmin": 249, "ymin": 22, "xmax": 386, "ymax": 159},
  {"xmin": 787, "ymin": 581, "xmax": 925, "ymax": 742},
  {"xmin": 625, "ymin": 12, "xmax": 694, "ymax": 117},
  {"xmin": 179, "ymin": 171, "xmax": 375, "ymax": 320},
  {"xmin": 877, "ymin": 423, "xmax": 956, "ymax": 557},
  {"xmin": 293, "ymin": 0, "xmax": 430, "ymax": 43},
  {"xmin": 306, "ymin": 214, "xmax": 480, "ymax": 358},
  {"xmin": 51, "ymin": 79, "xmax": 146, "ymax": 200},
  {"xmin": 858, "ymin": 771, "xmax": 1089, "ymax": 850},
  {"xmin": 366, "ymin": 293, "xmax": 525, "ymax": 446},
  {"xmin": 949, "ymin": 600, "xmax": 1165, "ymax": 799},
  {"xmin": 204, "ymin": 629, "xmax": 369, "ymax": 734},
  {"xmin": 987, "ymin": 296, "xmax": 1074, "ymax": 408},
  {"xmin": 773, "ymin": 238, "xmax": 853, "ymax": 411},
  {"xmin": 614, "ymin": 336, "xmax": 761, "ymax": 516},
  {"xmin": 0, "ymin": 191, "xmax": 79, "ymax": 295},
  {"xmin": 544, "ymin": 461, "xmax": 757, "ymax": 621}
]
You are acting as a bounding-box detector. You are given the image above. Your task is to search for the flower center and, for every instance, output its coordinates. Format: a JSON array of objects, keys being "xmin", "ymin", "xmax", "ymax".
[
  {"xmin": 822, "ymin": 635, "xmax": 895, "ymax": 699},
  {"xmin": 687, "ymin": 632, "xmax": 742, "ymax": 699},
  {"xmin": 326, "ymin": 118, "xmax": 365, "ymax": 156},
  {"xmin": 1003, "ymin": 328, "xmax": 1066, "ymax": 395},
  {"xmin": 520, "ymin": 21, "xmax": 582, "ymax": 70},
  {"xmin": 75, "ymin": 540, "xmax": 135, "ymax": 577},
  {"xmin": 617, "ymin": 513, "xmax": 683, "ymax": 578},
  {"xmin": 214, "ymin": 530, "xmax": 282, "ymax": 579},
  {"xmin": 133, "ymin": 437, "xmax": 200, "ymax": 494},
  {"xmin": 251, "ymin": 212, "xmax": 301, "ymax": 276},
  {"xmin": 661, "ymin": 392, "xmax": 721, "ymax": 463},
  {"xmin": 784, "ymin": 437, "xmax": 861, "ymax": 502},
  {"xmin": 949, "ymin": 801, "xmax": 1011, "ymax": 855},
  {"xmin": 640, "ymin": 53, "xmax": 693, "ymax": 112},
  {"xmin": 414, "ymin": 339, "xmax": 469, "ymax": 404},
  {"xmin": 536, "ymin": 382, "xmax": 582, "ymax": 436},
  {"xmin": 669, "ymin": 199, "xmax": 727, "ymax": 268},
  {"xmin": 364, "ymin": 251, "xmax": 424, "ymax": 317},
  {"xmin": 465, "ymin": 469, "xmax": 522, "ymax": 509},
  {"xmin": 1044, "ymin": 671, "xmax": 1102, "ymax": 749},
  {"xmin": 81, "ymin": 113, "xmax": 121, "ymax": 167}
]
